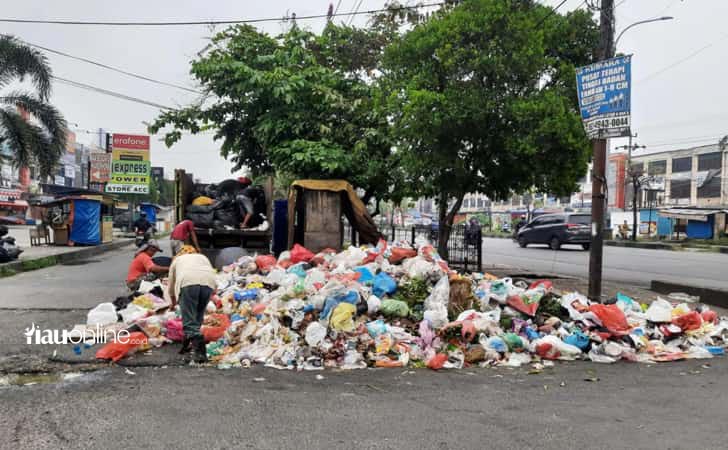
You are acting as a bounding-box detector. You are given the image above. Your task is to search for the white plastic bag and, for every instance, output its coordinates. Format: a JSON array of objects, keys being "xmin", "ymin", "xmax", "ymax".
[
  {"xmin": 645, "ymin": 298, "xmax": 673, "ymax": 323},
  {"xmin": 423, "ymin": 275, "xmax": 450, "ymax": 329},
  {"xmin": 305, "ymin": 322, "xmax": 327, "ymax": 347},
  {"xmin": 87, "ymin": 303, "xmax": 118, "ymax": 326},
  {"xmin": 367, "ymin": 295, "xmax": 382, "ymax": 315},
  {"xmin": 119, "ymin": 304, "xmax": 147, "ymax": 324}
]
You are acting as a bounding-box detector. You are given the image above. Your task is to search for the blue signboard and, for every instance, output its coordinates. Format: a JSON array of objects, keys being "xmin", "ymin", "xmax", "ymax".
[{"xmin": 576, "ymin": 55, "xmax": 631, "ymax": 138}]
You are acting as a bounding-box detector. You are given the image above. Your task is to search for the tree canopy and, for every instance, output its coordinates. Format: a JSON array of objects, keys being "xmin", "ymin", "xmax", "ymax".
[
  {"xmin": 0, "ymin": 35, "xmax": 67, "ymax": 179},
  {"xmin": 380, "ymin": 0, "xmax": 598, "ymax": 254}
]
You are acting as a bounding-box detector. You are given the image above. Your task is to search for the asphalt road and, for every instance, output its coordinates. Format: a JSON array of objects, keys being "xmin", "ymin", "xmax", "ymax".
[{"xmin": 483, "ymin": 237, "xmax": 728, "ymax": 291}]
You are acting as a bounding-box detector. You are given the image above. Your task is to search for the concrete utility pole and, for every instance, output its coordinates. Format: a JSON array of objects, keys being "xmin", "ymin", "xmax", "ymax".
[{"xmin": 588, "ymin": 0, "xmax": 615, "ymax": 302}]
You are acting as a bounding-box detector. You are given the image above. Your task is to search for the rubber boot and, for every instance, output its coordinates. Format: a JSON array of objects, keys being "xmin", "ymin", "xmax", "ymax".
[
  {"xmin": 192, "ymin": 336, "xmax": 208, "ymax": 363},
  {"xmin": 178, "ymin": 337, "xmax": 192, "ymax": 355}
]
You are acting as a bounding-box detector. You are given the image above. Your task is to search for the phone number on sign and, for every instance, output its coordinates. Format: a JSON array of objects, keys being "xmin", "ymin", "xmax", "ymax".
[{"xmin": 587, "ymin": 115, "xmax": 629, "ymax": 131}]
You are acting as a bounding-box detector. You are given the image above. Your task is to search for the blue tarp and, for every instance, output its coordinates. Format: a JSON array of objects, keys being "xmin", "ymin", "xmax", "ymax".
[
  {"xmin": 70, "ymin": 199, "xmax": 100, "ymax": 245},
  {"xmin": 687, "ymin": 216, "xmax": 714, "ymax": 239},
  {"xmin": 140, "ymin": 204, "xmax": 157, "ymax": 223}
]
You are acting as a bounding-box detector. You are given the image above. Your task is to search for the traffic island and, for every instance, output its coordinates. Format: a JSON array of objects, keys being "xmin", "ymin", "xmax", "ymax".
[{"xmin": 651, "ymin": 280, "xmax": 728, "ymax": 309}]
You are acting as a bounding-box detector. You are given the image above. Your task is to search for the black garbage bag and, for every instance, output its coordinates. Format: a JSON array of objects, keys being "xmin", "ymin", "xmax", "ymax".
[
  {"xmin": 186, "ymin": 211, "xmax": 214, "ymax": 228},
  {"xmin": 186, "ymin": 204, "xmax": 215, "ymax": 214},
  {"xmin": 0, "ymin": 247, "xmax": 11, "ymax": 263},
  {"xmin": 213, "ymin": 208, "xmax": 239, "ymax": 227}
]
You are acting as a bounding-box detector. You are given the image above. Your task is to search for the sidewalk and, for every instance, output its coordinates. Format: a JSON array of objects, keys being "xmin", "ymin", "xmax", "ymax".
[{"xmin": 1, "ymin": 225, "xmax": 134, "ymax": 276}]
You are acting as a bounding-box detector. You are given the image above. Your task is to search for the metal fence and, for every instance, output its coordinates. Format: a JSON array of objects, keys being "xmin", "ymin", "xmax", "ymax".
[{"xmin": 343, "ymin": 223, "xmax": 483, "ymax": 272}]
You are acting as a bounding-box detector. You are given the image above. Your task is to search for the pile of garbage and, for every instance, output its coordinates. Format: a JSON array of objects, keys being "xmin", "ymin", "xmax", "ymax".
[
  {"xmin": 86, "ymin": 240, "xmax": 728, "ymax": 369},
  {"xmin": 184, "ymin": 179, "xmax": 268, "ymax": 230},
  {"xmin": 0, "ymin": 225, "xmax": 22, "ymax": 263}
]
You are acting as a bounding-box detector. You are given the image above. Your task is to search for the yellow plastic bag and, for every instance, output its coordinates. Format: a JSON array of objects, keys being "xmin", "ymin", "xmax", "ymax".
[
  {"xmin": 330, "ymin": 303, "xmax": 356, "ymax": 332},
  {"xmin": 192, "ymin": 196, "xmax": 215, "ymax": 206}
]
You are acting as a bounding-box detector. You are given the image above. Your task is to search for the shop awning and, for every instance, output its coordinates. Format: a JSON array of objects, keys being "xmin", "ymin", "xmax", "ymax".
[
  {"xmin": 0, "ymin": 200, "xmax": 28, "ymax": 208},
  {"xmin": 659, "ymin": 208, "xmax": 727, "ymax": 222}
]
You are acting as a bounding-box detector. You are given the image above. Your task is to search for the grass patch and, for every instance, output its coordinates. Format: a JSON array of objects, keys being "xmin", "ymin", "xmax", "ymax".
[
  {"xmin": 20, "ymin": 256, "xmax": 58, "ymax": 272},
  {"xmin": 0, "ymin": 265, "xmax": 17, "ymax": 277}
]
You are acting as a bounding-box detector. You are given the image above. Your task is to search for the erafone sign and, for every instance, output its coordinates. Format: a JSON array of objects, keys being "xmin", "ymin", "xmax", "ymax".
[{"xmin": 106, "ymin": 133, "xmax": 150, "ymax": 195}]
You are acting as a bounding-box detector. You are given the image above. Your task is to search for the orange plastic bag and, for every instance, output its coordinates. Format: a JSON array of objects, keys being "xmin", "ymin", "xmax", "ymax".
[
  {"xmin": 589, "ymin": 304, "xmax": 630, "ymax": 335},
  {"xmin": 290, "ymin": 244, "xmax": 315, "ymax": 264},
  {"xmin": 255, "ymin": 255, "xmax": 277, "ymax": 272},
  {"xmin": 427, "ymin": 353, "xmax": 448, "ymax": 370},
  {"xmin": 201, "ymin": 313, "xmax": 231, "ymax": 342},
  {"xmin": 506, "ymin": 295, "xmax": 539, "ymax": 317},
  {"xmin": 95, "ymin": 331, "xmax": 148, "ymax": 362},
  {"xmin": 388, "ymin": 247, "xmax": 417, "ymax": 264}
]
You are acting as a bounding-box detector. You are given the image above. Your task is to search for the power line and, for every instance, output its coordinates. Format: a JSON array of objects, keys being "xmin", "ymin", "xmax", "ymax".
[
  {"xmin": 347, "ymin": 0, "xmax": 365, "ymax": 26},
  {"xmin": 333, "ymin": 0, "xmax": 344, "ymax": 15},
  {"xmin": 2, "ymin": 34, "xmax": 202, "ymax": 94},
  {"xmin": 52, "ymin": 76, "xmax": 174, "ymax": 110},
  {"xmin": 635, "ymin": 34, "xmax": 728, "ymax": 84},
  {"xmin": 0, "ymin": 2, "xmax": 446, "ymax": 27},
  {"xmin": 535, "ymin": 0, "xmax": 570, "ymax": 28}
]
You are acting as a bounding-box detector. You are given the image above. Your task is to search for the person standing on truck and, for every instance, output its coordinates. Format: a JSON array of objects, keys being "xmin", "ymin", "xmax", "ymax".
[
  {"xmin": 126, "ymin": 240, "xmax": 169, "ymax": 291},
  {"xmin": 168, "ymin": 246, "xmax": 217, "ymax": 363},
  {"xmin": 170, "ymin": 219, "xmax": 200, "ymax": 254},
  {"xmin": 236, "ymin": 176, "xmax": 255, "ymax": 229}
]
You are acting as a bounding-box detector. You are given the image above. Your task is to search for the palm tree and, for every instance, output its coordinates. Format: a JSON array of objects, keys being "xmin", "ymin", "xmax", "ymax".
[{"xmin": 0, "ymin": 35, "xmax": 67, "ymax": 180}]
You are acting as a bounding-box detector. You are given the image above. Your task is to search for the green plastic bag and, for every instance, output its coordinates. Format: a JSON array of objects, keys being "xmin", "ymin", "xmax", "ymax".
[
  {"xmin": 502, "ymin": 332, "xmax": 524, "ymax": 351},
  {"xmin": 380, "ymin": 299, "xmax": 410, "ymax": 318}
]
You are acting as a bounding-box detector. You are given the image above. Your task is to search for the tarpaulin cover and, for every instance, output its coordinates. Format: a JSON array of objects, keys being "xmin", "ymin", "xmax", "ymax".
[
  {"xmin": 287, "ymin": 180, "xmax": 382, "ymax": 247},
  {"xmin": 70, "ymin": 199, "xmax": 101, "ymax": 245},
  {"xmin": 140, "ymin": 204, "xmax": 157, "ymax": 224}
]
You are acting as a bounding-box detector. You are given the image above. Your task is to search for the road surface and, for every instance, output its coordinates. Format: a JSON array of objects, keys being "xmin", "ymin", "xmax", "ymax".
[{"xmin": 483, "ymin": 238, "xmax": 728, "ymax": 291}]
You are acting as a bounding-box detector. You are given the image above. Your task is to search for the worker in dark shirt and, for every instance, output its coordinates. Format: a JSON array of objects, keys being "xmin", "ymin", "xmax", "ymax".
[
  {"xmin": 133, "ymin": 211, "xmax": 152, "ymax": 234},
  {"xmin": 235, "ymin": 177, "xmax": 255, "ymax": 229}
]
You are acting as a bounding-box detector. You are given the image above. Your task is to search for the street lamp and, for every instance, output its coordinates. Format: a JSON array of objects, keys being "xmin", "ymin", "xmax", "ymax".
[{"xmin": 615, "ymin": 16, "xmax": 674, "ymax": 47}]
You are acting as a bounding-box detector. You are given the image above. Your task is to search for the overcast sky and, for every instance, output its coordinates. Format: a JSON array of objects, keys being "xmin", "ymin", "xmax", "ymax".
[{"xmin": 2, "ymin": 0, "xmax": 726, "ymax": 181}]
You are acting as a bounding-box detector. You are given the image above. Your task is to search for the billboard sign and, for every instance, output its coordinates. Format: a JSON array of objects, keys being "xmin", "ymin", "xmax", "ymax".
[
  {"xmin": 106, "ymin": 134, "xmax": 150, "ymax": 194},
  {"xmin": 576, "ymin": 55, "xmax": 631, "ymax": 139},
  {"xmin": 90, "ymin": 153, "xmax": 111, "ymax": 183}
]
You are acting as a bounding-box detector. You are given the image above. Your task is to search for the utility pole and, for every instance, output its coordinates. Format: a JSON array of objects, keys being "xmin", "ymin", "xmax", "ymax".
[
  {"xmin": 616, "ymin": 135, "xmax": 646, "ymax": 241},
  {"xmin": 588, "ymin": 0, "xmax": 615, "ymax": 302}
]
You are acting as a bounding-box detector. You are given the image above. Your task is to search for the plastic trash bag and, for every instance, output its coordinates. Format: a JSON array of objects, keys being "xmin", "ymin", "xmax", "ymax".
[
  {"xmin": 201, "ymin": 314, "xmax": 231, "ymax": 342},
  {"xmin": 367, "ymin": 295, "xmax": 381, "ymax": 315},
  {"xmin": 330, "ymin": 303, "xmax": 356, "ymax": 332},
  {"xmin": 423, "ymin": 275, "xmax": 450, "ymax": 329},
  {"xmin": 366, "ymin": 319, "xmax": 389, "ymax": 337},
  {"xmin": 321, "ymin": 290, "xmax": 359, "ymax": 319},
  {"xmin": 95, "ymin": 331, "xmax": 148, "ymax": 362},
  {"xmin": 532, "ymin": 335, "xmax": 582, "ymax": 360},
  {"xmin": 305, "ymin": 322, "xmax": 327, "ymax": 347},
  {"xmin": 560, "ymin": 292, "xmax": 590, "ymax": 321},
  {"xmin": 506, "ymin": 294, "xmax": 540, "ymax": 317},
  {"xmin": 564, "ymin": 330, "xmax": 590, "ymax": 350},
  {"xmin": 427, "ymin": 353, "xmax": 448, "ymax": 370},
  {"xmin": 87, "ymin": 303, "xmax": 119, "ymax": 326},
  {"xmin": 673, "ymin": 311, "xmax": 703, "ymax": 332},
  {"xmin": 119, "ymin": 304, "xmax": 148, "ymax": 324},
  {"xmin": 331, "ymin": 247, "xmax": 367, "ymax": 268},
  {"xmin": 166, "ymin": 317, "xmax": 184, "ymax": 342},
  {"xmin": 388, "ymin": 247, "xmax": 417, "ymax": 264},
  {"xmin": 645, "ymin": 298, "xmax": 673, "ymax": 323},
  {"xmin": 255, "ymin": 255, "xmax": 277, "ymax": 273},
  {"xmin": 372, "ymin": 272, "xmax": 397, "ymax": 298},
  {"xmin": 589, "ymin": 304, "xmax": 631, "ymax": 335},
  {"xmin": 290, "ymin": 244, "xmax": 315, "ymax": 264},
  {"xmin": 380, "ymin": 299, "xmax": 410, "ymax": 317},
  {"xmin": 354, "ymin": 267, "xmax": 374, "ymax": 284}
]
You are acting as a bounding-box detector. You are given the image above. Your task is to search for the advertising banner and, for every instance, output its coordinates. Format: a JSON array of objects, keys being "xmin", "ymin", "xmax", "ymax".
[
  {"xmin": 90, "ymin": 153, "xmax": 111, "ymax": 183},
  {"xmin": 106, "ymin": 134, "xmax": 150, "ymax": 194},
  {"xmin": 576, "ymin": 55, "xmax": 631, "ymax": 139}
]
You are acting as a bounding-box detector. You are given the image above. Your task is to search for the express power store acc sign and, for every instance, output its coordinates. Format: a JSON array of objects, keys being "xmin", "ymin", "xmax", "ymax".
[{"xmin": 105, "ymin": 134, "xmax": 150, "ymax": 195}]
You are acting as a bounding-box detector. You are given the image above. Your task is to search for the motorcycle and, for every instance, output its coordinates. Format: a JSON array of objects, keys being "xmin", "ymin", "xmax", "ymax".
[{"xmin": 135, "ymin": 228, "xmax": 154, "ymax": 248}]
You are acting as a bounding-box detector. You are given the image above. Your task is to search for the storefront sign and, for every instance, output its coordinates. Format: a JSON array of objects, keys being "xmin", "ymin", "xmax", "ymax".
[
  {"xmin": 90, "ymin": 153, "xmax": 111, "ymax": 183},
  {"xmin": 106, "ymin": 134, "xmax": 150, "ymax": 194},
  {"xmin": 0, "ymin": 188, "xmax": 22, "ymax": 202}
]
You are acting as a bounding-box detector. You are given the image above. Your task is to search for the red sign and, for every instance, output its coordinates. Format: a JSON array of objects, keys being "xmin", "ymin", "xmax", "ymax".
[
  {"xmin": 112, "ymin": 134, "xmax": 150, "ymax": 150},
  {"xmin": 0, "ymin": 188, "xmax": 22, "ymax": 202},
  {"xmin": 90, "ymin": 153, "xmax": 112, "ymax": 183}
]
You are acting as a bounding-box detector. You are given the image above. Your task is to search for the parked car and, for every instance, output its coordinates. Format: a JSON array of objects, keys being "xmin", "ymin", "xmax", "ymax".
[
  {"xmin": 515, "ymin": 213, "xmax": 591, "ymax": 250},
  {"xmin": 501, "ymin": 222, "xmax": 511, "ymax": 233}
]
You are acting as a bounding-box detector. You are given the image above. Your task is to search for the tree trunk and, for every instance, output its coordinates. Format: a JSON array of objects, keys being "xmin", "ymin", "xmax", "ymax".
[
  {"xmin": 436, "ymin": 192, "xmax": 464, "ymax": 261},
  {"xmin": 631, "ymin": 177, "xmax": 639, "ymax": 241}
]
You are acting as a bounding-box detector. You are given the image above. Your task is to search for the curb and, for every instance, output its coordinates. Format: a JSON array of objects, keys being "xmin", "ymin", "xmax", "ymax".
[
  {"xmin": 651, "ymin": 280, "xmax": 728, "ymax": 308},
  {"xmin": 0, "ymin": 239, "xmax": 134, "ymax": 277},
  {"xmin": 481, "ymin": 234, "xmax": 728, "ymax": 253}
]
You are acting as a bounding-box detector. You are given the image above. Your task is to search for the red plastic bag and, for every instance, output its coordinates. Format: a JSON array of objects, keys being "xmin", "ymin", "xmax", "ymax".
[
  {"xmin": 701, "ymin": 310, "xmax": 718, "ymax": 324},
  {"xmin": 529, "ymin": 280, "xmax": 553, "ymax": 292},
  {"xmin": 427, "ymin": 353, "xmax": 448, "ymax": 370},
  {"xmin": 589, "ymin": 304, "xmax": 630, "ymax": 335},
  {"xmin": 535, "ymin": 342, "xmax": 561, "ymax": 360},
  {"xmin": 255, "ymin": 255, "xmax": 277, "ymax": 272},
  {"xmin": 506, "ymin": 295, "xmax": 539, "ymax": 317},
  {"xmin": 201, "ymin": 314, "xmax": 231, "ymax": 342},
  {"xmin": 310, "ymin": 248, "xmax": 337, "ymax": 266},
  {"xmin": 388, "ymin": 247, "xmax": 417, "ymax": 264},
  {"xmin": 290, "ymin": 244, "xmax": 315, "ymax": 264},
  {"xmin": 166, "ymin": 318, "xmax": 184, "ymax": 342},
  {"xmin": 673, "ymin": 311, "xmax": 703, "ymax": 332},
  {"xmin": 95, "ymin": 331, "xmax": 148, "ymax": 362}
]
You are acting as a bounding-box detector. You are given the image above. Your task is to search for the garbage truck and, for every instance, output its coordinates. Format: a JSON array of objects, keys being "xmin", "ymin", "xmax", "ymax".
[{"xmin": 174, "ymin": 169, "xmax": 273, "ymax": 260}]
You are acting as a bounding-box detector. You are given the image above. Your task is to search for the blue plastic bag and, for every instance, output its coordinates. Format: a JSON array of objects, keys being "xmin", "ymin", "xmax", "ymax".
[
  {"xmin": 287, "ymin": 263, "xmax": 308, "ymax": 278},
  {"xmin": 321, "ymin": 290, "xmax": 359, "ymax": 319},
  {"xmin": 372, "ymin": 272, "xmax": 397, "ymax": 298},
  {"xmin": 354, "ymin": 267, "xmax": 374, "ymax": 284},
  {"xmin": 366, "ymin": 319, "xmax": 388, "ymax": 337},
  {"xmin": 564, "ymin": 330, "xmax": 590, "ymax": 350},
  {"xmin": 234, "ymin": 289, "xmax": 258, "ymax": 302}
]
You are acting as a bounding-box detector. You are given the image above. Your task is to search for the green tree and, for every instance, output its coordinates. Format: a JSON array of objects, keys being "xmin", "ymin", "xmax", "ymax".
[
  {"xmin": 149, "ymin": 23, "xmax": 401, "ymax": 210},
  {"xmin": 381, "ymin": 0, "xmax": 598, "ymax": 257},
  {"xmin": 0, "ymin": 36, "xmax": 67, "ymax": 179}
]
